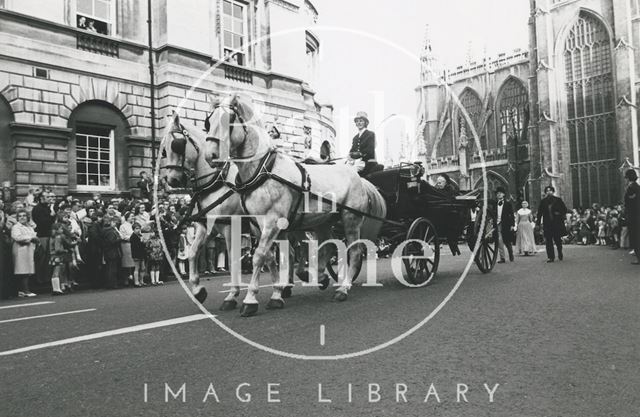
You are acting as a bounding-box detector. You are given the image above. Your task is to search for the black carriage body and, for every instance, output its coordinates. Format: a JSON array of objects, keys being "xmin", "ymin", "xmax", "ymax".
[{"xmin": 365, "ymin": 164, "xmax": 473, "ymax": 242}]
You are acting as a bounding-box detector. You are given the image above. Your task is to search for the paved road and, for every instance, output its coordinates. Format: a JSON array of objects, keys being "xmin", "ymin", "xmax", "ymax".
[{"xmin": 0, "ymin": 246, "xmax": 638, "ymax": 417}]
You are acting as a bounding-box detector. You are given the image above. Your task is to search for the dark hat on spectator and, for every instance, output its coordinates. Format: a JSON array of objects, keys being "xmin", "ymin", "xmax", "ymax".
[
  {"xmin": 624, "ymin": 168, "xmax": 638, "ymax": 181},
  {"xmin": 544, "ymin": 185, "xmax": 555, "ymax": 193},
  {"xmin": 495, "ymin": 186, "xmax": 506, "ymax": 194}
]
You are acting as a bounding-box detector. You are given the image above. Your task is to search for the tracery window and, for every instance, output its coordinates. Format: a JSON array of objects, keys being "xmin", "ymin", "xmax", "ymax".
[
  {"xmin": 497, "ymin": 78, "xmax": 528, "ymax": 148},
  {"xmin": 458, "ymin": 89, "xmax": 484, "ymax": 149},
  {"xmin": 564, "ymin": 13, "xmax": 618, "ymax": 207}
]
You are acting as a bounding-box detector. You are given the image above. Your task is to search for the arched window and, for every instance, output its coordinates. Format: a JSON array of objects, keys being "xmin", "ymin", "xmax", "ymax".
[
  {"xmin": 564, "ymin": 12, "xmax": 617, "ymax": 207},
  {"xmin": 497, "ymin": 77, "xmax": 528, "ymax": 148},
  {"xmin": 69, "ymin": 100, "xmax": 130, "ymax": 192},
  {"xmin": 458, "ymin": 89, "xmax": 484, "ymax": 149}
]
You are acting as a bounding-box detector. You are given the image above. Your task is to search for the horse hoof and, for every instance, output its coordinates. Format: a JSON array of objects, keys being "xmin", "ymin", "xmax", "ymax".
[
  {"xmin": 219, "ymin": 299, "xmax": 237, "ymax": 311},
  {"xmin": 296, "ymin": 270, "xmax": 310, "ymax": 283},
  {"xmin": 266, "ymin": 299, "xmax": 285, "ymax": 310},
  {"xmin": 281, "ymin": 286, "xmax": 292, "ymax": 298},
  {"xmin": 194, "ymin": 287, "xmax": 208, "ymax": 304},
  {"xmin": 240, "ymin": 303, "xmax": 259, "ymax": 317},
  {"xmin": 319, "ymin": 277, "xmax": 330, "ymax": 291},
  {"xmin": 333, "ymin": 292, "xmax": 348, "ymax": 302}
]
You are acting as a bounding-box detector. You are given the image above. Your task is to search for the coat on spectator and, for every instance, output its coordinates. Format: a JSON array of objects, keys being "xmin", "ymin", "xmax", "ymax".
[
  {"xmin": 624, "ymin": 181, "xmax": 640, "ymax": 250},
  {"xmin": 101, "ymin": 225, "xmax": 121, "ymax": 261},
  {"xmin": 11, "ymin": 222, "xmax": 37, "ymax": 275}
]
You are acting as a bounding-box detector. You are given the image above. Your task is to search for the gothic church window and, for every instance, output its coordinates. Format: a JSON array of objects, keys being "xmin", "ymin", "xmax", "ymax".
[
  {"xmin": 458, "ymin": 89, "xmax": 484, "ymax": 149},
  {"xmin": 564, "ymin": 12, "xmax": 617, "ymax": 207},
  {"xmin": 497, "ymin": 78, "xmax": 528, "ymax": 148}
]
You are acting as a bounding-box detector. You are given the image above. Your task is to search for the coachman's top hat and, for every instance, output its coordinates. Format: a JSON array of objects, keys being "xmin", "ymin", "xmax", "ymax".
[{"xmin": 353, "ymin": 111, "xmax": 369, "ymax": 124}]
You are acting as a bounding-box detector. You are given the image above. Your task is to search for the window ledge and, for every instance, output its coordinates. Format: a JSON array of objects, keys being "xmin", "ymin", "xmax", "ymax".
[{"xmin": 0, "ymin": 8, "xmax": 147, "ymax": 52}]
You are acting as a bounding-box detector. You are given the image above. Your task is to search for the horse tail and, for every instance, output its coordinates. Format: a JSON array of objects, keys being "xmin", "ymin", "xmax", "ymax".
[{"xmin": 359, "ymin": 178, "xmax": 387, "ymax": 241}]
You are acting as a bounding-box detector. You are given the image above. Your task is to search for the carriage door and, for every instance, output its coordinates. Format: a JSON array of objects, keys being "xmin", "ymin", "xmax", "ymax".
[{"xmin": 563, "ymin": 13, "xmax": 618, "ymax": 207}]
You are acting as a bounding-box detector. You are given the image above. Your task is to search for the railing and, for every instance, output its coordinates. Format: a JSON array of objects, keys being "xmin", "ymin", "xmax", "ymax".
[
  {"xmin": 224, "ymin": 64, "xmax": 253, "ymax": 84},
  {"xmin": 77, "ymin": 32, "xmax": 119, "ymax": 58}
]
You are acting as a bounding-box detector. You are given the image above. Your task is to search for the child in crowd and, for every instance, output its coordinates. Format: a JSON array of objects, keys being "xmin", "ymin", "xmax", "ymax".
[
  {"xmin": 24, "ymin": 186, "xmax": 40, "ymax": 212},
  {"xmin": 176, "ymin": 225, "xmax": 190, "ymax": 277},
  {"xmin": 50, "ymin": 223, "xmax": 73, "ymax": 294},
  {"xmin": 130, "ymin": 222, "xmax": 146, "ymax": 287},
  {"xmin": 596, "ymin": 219, "xmax": 607, "ymax": 246},
  {"xmin": 145, "ymin": 226, "xmax": 164, "ymax": 285}
]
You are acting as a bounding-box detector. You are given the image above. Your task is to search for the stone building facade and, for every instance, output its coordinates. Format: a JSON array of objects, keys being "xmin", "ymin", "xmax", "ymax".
[
  {"xmin": 417, "ymin": 0, "xmax": 640, "ymax": 209},
  {"xmin": 0, "ymin": 0, "xmax": 335, "ymax": 198}
]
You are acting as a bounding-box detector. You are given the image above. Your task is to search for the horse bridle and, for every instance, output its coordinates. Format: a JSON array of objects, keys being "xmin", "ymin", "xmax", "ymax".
[
  {"xmin": 203, "ymin": 104, "xmax": 250, "ymax": 160},
  {"xmin": 162, "ymin": 125, "xmax": 226, "ymax": 191}
]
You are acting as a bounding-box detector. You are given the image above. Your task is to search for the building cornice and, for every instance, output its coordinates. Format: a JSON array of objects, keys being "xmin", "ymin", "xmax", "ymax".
[{"xmin": 0, "ymin": 8, "xmax": 147, "ymax": 52}]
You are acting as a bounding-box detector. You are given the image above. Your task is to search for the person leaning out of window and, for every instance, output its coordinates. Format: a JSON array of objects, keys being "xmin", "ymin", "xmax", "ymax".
[{"xmin": 11, "ymin": 209, "xmax": 39, "ymax": 297}]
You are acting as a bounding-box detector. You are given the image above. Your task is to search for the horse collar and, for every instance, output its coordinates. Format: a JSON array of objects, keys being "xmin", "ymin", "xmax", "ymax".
[{"xmin": 234, "ymin": 149, "xmax": 278, "ymax": 192}]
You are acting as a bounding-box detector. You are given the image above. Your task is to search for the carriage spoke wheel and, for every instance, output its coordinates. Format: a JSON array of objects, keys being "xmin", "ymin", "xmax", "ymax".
[
  {"xmin": 472, "ymin": 208, "xmax": 498, "ymax": 273},
  {"xmin": 402, "ymin": 217, "xmax": 439, "ymax": 286}
]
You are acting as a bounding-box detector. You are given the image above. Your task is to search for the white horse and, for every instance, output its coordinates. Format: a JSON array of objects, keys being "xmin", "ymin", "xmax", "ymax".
[
  {"xmin": 161, "ymin": 113, "xmax": 286, "ymax": 310},
  {"xmin": 202, "ymin": 94, "xmax": 386, "ymax": 317}
]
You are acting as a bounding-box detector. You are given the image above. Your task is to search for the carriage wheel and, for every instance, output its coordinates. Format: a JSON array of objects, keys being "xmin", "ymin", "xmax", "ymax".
[
  {"xmin": 402, "ymin": 217, "xmax": 439, "ymax": 285},
  {"xmin": 470, "ymin": 206, "xmax": 498, "ymax": 273}
]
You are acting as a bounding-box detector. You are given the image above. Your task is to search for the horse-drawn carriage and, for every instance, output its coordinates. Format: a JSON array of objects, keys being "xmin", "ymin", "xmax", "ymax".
[
  {"xmin": 162, "ymin": 94, "xmax": 498, "ymax": 316},
  {"xmin": 361, "ymin": 162, "xmax": 498, "ymax": 285}
]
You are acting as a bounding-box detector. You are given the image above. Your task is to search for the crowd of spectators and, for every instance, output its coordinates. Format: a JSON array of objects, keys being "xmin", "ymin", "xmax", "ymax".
[
  {"xmin": 0, "ymin": 173, "xmax": 229, "ymax": 299},
  {"xmin": 563, "ymin": 204, "xmax": 629, "ymax": 248}
]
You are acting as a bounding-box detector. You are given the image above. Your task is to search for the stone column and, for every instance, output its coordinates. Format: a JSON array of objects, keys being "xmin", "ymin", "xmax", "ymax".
[
  {"xmin": 612, "ymin": 0, "xmax": 639, "ymax": 170},
  {"xmin": 533, "ymin": 2, "xmax": 568, "ymax": 205}
]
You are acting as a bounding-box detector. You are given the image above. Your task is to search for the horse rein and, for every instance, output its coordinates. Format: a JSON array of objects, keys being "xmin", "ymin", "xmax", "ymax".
[{"xmin": 161, "ymin": 125, "xmax": 227, "ymax": 192}]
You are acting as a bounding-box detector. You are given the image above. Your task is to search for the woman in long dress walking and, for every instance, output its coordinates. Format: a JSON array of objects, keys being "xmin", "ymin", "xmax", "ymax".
[{"xmin": 515, "ymin": 200, "xmax": 537, "ymax": 256}]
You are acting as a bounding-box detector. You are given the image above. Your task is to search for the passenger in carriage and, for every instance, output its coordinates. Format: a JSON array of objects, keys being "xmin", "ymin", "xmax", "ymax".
[
  {"xmin": 433, "ymin": 173, "xmax": 459, "ymax": 196},
  {"xmin": 349, "ymin": 111, "xmax": 378, "ymax": 176}
]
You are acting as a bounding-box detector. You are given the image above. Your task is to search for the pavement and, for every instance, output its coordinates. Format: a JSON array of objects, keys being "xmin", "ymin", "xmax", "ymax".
[{"xmin": 0, "ymin": 245, "xmax": 638, "ymax": 417}]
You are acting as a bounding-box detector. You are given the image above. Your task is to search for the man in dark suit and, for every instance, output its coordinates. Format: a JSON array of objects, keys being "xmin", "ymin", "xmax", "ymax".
[
  {"xmin": 349, "ymin": 111, "xmax": 376, "ymax": 177},
  {"xmin": 536, "ymin": 185, "xmax": 568, "ymax": 262},
  {"xmin": 494, "ymin": 186, "xmax": 515, "ymax": 263}
]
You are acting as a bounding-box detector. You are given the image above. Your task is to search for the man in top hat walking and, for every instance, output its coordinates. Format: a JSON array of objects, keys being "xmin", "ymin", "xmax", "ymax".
[
  {"xmin": 494, "ymin": 186, "xmax": 515, "ymax": 263},
  {"xmin": 536, "ymin": 185, "xmax": 568, "ymax": 262},
  {"xmin": 349, "ymin": 111, "xmax": 377, "ymax": 176}
]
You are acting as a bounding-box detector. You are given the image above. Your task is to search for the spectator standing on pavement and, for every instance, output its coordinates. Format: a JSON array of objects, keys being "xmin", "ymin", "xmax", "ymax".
[
  {"xmin": 31, "ymin": 192, "xmax": 55, "ymax": 284},
  {"xmin": 101, "ymin": 215, "xmax": 122, "ymax": 289},
  {"xmin": 623, "ymin": 169, "xmax": 640, "ymax": 265},
  {"xmin": 86, "ymin": 211, "xmax": 104, "ymax": 288},
  {"xmin": 0, "ymin": 200, "xmax": 10, "ymax": 298},
  {"xmin": 119, "ymin": 211, "xmax": 136, "ymax": 285},
  {"xmin": 50, "ymin": 222, "xmax": 72, "ymax": 295},
  {"xmin": 536, "ymin": 185, "xmax": 569, "ymax": 262},
  {"xmin": 11, "ymin": 209, "xmax": 38, "ymax": 297},
  {"xmin": 130, "ymin": 222, "xmax": 146, "ymax": 286},
  {"xmin": 145, "ymin": 226, "xmax": 164, "ymax": 285}
]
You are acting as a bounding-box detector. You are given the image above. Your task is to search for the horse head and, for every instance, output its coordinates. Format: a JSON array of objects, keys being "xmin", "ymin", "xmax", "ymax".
[
  {"xmin": 161, "ymin": 111, "xmax": 204, "ymax": 188},
  {"xmin": 203, "ymin": 93, "xmax": 267, "ymax": 168}
]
